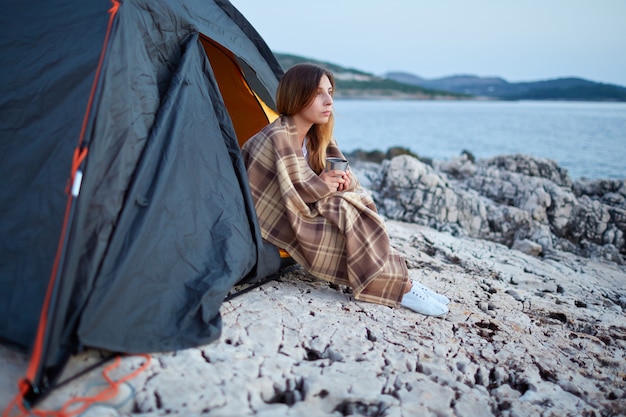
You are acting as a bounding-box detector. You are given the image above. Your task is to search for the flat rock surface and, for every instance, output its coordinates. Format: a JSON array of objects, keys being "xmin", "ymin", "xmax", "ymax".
[{"xmin": 2, "ymin": 220, "xmax": 625, "ymax": 416}]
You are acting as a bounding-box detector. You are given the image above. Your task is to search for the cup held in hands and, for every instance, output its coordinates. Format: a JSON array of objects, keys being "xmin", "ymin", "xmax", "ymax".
[{"xmin": 325, "ymin": 157, "xmax": 349, "ymax": 172}]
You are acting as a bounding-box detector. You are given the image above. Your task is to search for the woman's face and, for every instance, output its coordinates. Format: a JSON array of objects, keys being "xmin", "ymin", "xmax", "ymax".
[{"xmin": 298, "ymin": 75, "xmax": 333, "ymax": 126}]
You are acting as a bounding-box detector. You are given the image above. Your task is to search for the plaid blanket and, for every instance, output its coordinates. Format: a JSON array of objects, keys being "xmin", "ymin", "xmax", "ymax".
[{"xmin": 242, "ymin": 116, "xmax": 408, "ymax": 307}]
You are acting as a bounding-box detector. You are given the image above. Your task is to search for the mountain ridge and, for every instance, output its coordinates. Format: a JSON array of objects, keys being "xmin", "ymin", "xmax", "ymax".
[
  {"xmin": 274, "ymin": 52, "xmax": 626, "ymax": 101},
  {"xmin": 274, "ymin": 53, "xmax": 467, "ymax": 100},
  {"xmin": 386, "ymin": 71, "xmax": 626, "ymax": 101}
]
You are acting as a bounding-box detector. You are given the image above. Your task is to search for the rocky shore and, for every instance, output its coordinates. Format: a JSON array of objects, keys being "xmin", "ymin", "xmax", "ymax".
[
  {"xmin": 1, "ymin": 154, "xmax": 625, "ymax": 416},
  {"xmin": 352, "ymin": 152, "xmax": 626, "ymax": 265}
]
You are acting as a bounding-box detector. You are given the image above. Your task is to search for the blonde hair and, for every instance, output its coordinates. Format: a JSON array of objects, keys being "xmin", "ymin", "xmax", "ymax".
[{"xmin": 276, "ymin": 63, "xmax": 335, "ymax": 174}]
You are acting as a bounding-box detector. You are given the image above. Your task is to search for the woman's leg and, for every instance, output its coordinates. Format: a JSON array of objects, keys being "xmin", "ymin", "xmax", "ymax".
[
  {"xmin": 354, "ymin": 248, "xmax": 410, "ymax": 307},
  {"xmin": 357, "ymin": 249, "xmax": 449, "ymax": 317}
]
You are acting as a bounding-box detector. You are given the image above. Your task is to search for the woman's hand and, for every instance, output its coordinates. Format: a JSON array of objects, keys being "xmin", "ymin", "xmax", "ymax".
[
  {"xmin": 342, "ymin": 169, "xmax": 357, "ymax": 191},
  {"xmin": 319, "ymin": 169, "xmax": 355, "ymax": 192}
]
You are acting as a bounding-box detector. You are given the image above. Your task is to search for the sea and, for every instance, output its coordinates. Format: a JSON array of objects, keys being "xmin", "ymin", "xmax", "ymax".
[{"xmin": 332, "ymin": 100, "xmax": 626, "ymax": 180}]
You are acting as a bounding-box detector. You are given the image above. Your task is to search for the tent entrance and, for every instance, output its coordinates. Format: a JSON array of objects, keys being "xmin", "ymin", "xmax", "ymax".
[{"xmin": 200, "ymin": 35, "xmax": 279, "ymax": 148}]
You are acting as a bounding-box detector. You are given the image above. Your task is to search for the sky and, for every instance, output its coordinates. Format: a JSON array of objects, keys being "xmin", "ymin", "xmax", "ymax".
[{"xmin": 230, "ymin": 0, "xmax": 626, "ymax": 86}]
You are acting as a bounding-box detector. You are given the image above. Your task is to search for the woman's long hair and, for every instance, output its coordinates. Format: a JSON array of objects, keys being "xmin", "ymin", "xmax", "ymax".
[{"xmin": 276, "ymin": 63, "xmax": 335, "ymax": 174}]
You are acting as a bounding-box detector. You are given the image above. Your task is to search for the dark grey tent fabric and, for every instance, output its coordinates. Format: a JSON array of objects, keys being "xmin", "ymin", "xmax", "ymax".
[
  {"xmin": 0, "ymin": 0, "xmax": 282, "ymax": 399},
  {"xmin": 0, "ymin": 2, "xmax": 109, "ymax": 352},
  {"xmin": 76, "ymin": 33, "xmax": 261, "ymax": 352}
]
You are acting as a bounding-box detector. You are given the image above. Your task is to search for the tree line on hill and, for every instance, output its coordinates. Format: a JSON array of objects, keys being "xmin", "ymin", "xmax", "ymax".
[{"xmin": 275, "ymin": 53, "xmax": 626, "ymax": 101}]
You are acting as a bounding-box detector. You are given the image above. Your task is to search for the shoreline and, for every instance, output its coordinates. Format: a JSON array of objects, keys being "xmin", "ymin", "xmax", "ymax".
[
  {"xmin": 334, "ymin": 95, "xmax": 626, "ymax": 103},
  {"xmin": 349, "ymin": 152, "xmax": 626, "ymax": 266},
  {"xmin": 1, "ymin": 153, "xmax": 624, "ymax": 416},
  {"xmin": 332, "ymin": 100, "xmax": 626, "ymax": 181}
]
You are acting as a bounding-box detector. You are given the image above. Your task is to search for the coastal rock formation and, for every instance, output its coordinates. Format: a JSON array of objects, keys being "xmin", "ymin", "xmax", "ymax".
[
  {"xmin": 355, "ymin": 153, "xmax": 626, "ymax": 264},
  {"xmin": 1, "ymin": 154, "xmax": 625, "ymax": 417},
  {"xmin": 2, "ymin": 221, "xmax": 624, "ymax": 417}
]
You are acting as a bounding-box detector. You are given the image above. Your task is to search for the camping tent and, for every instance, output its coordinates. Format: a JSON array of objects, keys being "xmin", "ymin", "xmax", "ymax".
[{"xmin": 0, "ymin": 0, "xmax": 284, "ymax": 402}]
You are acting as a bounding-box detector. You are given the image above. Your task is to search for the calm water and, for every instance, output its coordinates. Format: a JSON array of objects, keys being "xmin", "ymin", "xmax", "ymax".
[{"xmin": 332, "ymin": 100, "xmax": 626, "ymax": 180}]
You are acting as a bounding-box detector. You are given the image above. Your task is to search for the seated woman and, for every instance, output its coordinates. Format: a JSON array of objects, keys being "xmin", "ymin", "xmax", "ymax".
[{"xmin": 242, "ymin": 63, "xmax": 449, "ymax": 316}]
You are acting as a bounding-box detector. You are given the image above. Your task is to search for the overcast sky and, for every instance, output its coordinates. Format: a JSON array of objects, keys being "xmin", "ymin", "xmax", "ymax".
[{"xmin": 230, "ymin": 0, "xmax": 626, "ymax": 86}]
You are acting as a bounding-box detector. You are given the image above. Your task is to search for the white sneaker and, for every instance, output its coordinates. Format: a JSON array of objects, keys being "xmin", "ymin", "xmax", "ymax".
[
  {"xmin": 412, "ymin": 281, "xmax": 450, "ymax": 305},
  {"xmin": 401, "ymin": 282, "xmax": 448, "ymax": 317}
]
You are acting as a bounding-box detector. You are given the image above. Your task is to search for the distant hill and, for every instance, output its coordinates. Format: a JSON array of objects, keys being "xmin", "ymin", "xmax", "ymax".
[
  {"xmin": 273, "ymin": 52, "xmax": 626, "ymax": 101},
  {"xmin": 274, "ymin": 53, "xmax": 466, "ymax": 100},
  {"xmin": 385, "ymin": 72, "xmax": 626, "ymax": 101}
]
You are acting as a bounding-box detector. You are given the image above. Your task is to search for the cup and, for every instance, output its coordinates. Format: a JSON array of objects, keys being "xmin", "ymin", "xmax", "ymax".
[{"xmin": 325, "ymin": 157, "xmax": 349, "ymax": 172}]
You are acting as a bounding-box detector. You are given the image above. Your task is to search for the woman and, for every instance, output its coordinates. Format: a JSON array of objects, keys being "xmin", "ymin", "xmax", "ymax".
[{"xmin": 242, "ymin": 63, "xmax": 449, "ymax": 316}]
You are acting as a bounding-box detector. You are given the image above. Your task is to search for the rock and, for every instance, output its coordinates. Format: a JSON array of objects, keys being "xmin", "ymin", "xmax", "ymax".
[
  {"xmin": 512, "ymin": 239, "xmax": 543, "ymax": 256},
  {"xmin": 353, "ymin": 153, "xmax": 625, "ymax": 263},
  {"xmin": 480, "ymin": 154, "xmax": 573, "ymax": 187},
  {"xmin": 372, "ymin": 155, "xmax": 490, "ymax": 237},
  {"xmin": 2, "ymin": 154, "xmax": 626, "ymax": 417},
  {"xmin": 2, "ymin": 220, "xmax": 625, "ymax": 416}
]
